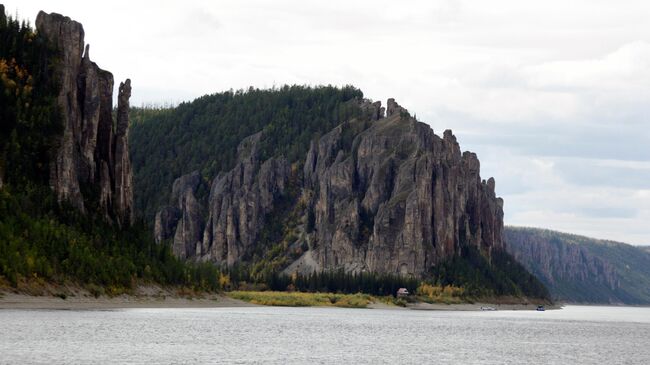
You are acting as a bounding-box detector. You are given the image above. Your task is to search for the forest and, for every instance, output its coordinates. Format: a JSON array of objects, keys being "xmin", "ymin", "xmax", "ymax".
[{"xmin": 429, "ymin": 245, "xmax": 550, "ymax": 299}]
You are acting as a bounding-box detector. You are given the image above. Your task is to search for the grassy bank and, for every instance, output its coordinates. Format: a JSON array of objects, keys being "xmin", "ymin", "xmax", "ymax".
[
  {"xmin": 226, "ymin": 287, "xmax": 547, "ymax": 309},
  {"xmin": 227, "ymin": 285, "xmax": 461, "ymax": 308},
  {"xmin": 227, "ymin": 291, "xmax": 377, "ymax": 308}
]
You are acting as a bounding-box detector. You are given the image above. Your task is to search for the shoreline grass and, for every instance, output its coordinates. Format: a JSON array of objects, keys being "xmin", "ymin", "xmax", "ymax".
[{"xmin": 227, "ymin": 291, "xmax": 376, "ymax": 308}]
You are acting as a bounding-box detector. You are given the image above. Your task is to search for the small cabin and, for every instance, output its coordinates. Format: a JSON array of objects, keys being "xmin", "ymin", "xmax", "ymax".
[{"xmin": 396, "ymin": 288, "xmax": 409, "ymax": 297}]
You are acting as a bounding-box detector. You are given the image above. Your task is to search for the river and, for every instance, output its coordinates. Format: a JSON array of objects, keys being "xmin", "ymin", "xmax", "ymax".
[{"xmin": 1, "ymin": 305, "xmax": 648, "ymax": 364}]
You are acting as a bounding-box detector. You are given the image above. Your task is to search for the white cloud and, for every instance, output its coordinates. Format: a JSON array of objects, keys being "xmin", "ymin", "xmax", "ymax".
[{"xmin": 525, "ymin": 42, "xmax": 650, "ymax": 91}]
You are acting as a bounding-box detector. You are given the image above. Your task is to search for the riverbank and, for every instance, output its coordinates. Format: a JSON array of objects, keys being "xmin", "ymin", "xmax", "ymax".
[
  {"xmin": 0, "ymin": 287, "xmax": 555, "ymax": 311},
  {"xmin": 227, "ymin": 291, "xmax": 557, "ymax": 310},
  {"xmin": 0, "ymin": 291, "xmax": 256, "ymax": 310}
]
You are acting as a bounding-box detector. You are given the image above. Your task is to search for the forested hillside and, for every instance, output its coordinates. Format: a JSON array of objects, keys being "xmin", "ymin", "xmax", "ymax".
[
  {"xmin": 505, "ymin": 227, "xmax": 650, "ymax": 304},
  {"xmin": 130, "ymin": 85, "xmax": 363, "ymax": 223},
  {"xmin": 0, "ymin": 8, "xmax": 222, "ymax": 294}
]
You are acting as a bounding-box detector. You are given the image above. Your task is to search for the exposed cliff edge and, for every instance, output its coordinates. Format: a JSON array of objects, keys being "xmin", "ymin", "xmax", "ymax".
[
  {"xmin": 505, "ymin": 227, "xmax": 650, "ymax": 304},
  {"xmin": 35, "ymin": 11, "xmax": 133, "ymax": 226},
  {"xmin": 155, "ymin": 99, "xmax": 504, "ymax": 277}
]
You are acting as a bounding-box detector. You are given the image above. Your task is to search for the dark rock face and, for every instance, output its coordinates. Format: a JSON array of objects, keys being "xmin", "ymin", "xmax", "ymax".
[
  {"xmin": 157, "ymin": 100, "xmax": 504, "ymax": 277},
  {"xmin": 201, "ymin": 132, "xmax": 290, "ymax": 265},
  {"xmin": 113, "ymin": 80, "xmax": 134, "ymax": 224},
  {"xmin": 154, "ymin": 171, "xmax": 204, "ymax": 259},
  {"xmin": 154, "ymin": 206, "xmax": 181, "ymax": 244},
  {"xmin": 35, "ymin": 11, "xmax": 134, "ymax": 225},
  {"xmin": 155, "ymin": 134, "xmax": 290, "ymax": 264},
  {"xmin": 303, "ymin": 102, "xmax": 503, "ymax": 275}
]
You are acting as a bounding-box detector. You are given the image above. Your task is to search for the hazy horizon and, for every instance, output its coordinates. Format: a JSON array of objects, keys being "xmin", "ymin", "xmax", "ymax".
[{"xmin": 6, "ymin": 0, "xmax": 650, "ymax": 245}]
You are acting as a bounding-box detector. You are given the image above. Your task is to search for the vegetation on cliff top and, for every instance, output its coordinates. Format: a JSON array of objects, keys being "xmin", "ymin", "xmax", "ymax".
[{"xmin": 130, "ymin": 85, "xmax": 364, "ymax": 223}]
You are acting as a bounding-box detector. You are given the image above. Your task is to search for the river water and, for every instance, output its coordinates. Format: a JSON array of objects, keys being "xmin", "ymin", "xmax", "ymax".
[{"xmin": 0, "ymin": 305, "xmax": 648, "ymax": 364}]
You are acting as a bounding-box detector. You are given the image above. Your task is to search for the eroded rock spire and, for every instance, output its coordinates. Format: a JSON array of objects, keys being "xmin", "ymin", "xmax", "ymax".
[{"xmin": 36, "ymin": 11, "xmax": 134, "ymax": 226}]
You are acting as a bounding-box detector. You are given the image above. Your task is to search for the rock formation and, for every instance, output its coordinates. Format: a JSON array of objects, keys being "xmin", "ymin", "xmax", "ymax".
[
  {"xmin": 155, "ymin": 171, "xmax": 205, "ymax": 259},
  {"xmin": 156, "ymin": 99, "xmax": 504, "ymax": 277},
  {"xmin": 201, "ymin": 132, "xmax": 290, "ymax": 266},
  {"xmin": 35, "ymin": 11, "xmax": 134, "ymax": 226},
  {"xmin": 154, "ymin": 206, "xmax": 181, "ymax": 244},
  {"xmin": 303, "ymin": 100, "xmax": 503, "ymax": 275}
]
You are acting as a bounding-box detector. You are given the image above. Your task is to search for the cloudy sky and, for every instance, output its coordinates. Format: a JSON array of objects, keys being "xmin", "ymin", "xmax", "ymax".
[{"xmin": 7, "ymin": 0, "xmax": 650, "ymax": 245}]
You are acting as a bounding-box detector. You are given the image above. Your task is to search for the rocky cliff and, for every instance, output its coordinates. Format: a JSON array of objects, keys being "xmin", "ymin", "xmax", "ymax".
[
  {"xmin": 305, "ymin": 99, "xmax": 503, "ymax": 275},
  {"xmin": 155, "ymin": 99, "xmax": 504, "ymax": 277},
  {"xmin": 35, "ymin": 11, "xmax": 133, "ymax": 225},
  {"xmin": 154, "ymin": 171, "xmax": 205, "ymax": 259},
  {"xmin": 505, "ymin": 227, "xmax": 650, "ymax": 304}
]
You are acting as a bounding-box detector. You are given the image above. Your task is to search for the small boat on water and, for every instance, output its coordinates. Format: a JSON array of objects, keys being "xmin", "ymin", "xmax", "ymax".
[{"xmin": 536, "ymin": 305, "xmax": 545, "ymax": 311}]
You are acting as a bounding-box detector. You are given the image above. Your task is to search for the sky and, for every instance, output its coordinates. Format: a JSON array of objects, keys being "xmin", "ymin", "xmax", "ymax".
[{"xmin": 6, "ymin": 0, "xmax": 650, "ymax": 245}]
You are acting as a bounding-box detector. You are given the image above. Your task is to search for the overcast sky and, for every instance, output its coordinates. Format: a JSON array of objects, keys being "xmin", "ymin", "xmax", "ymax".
[{"xmin": 7, "ymin": 0, "xmax": 650, "ymax": 245}]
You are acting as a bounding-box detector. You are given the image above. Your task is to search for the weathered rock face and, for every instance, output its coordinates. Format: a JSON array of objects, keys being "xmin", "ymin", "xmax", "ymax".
[
  {"xmin": 154, "ymin": 171, "xmax": 205, "ymax": 258},
  {"xmin": 155, "ymin": 134, "xmax": 290, "ymax": 264},
  {"xmin": 201, "ymin": 132, "xmax": 290, "ymax": 266},
  {"xmin": 113, "ymin": 80, "xmax": 134, "ymax": 224},
  {"xmin": 157, "ymin": 99, "xmax": 504, "ymax": 277},
  {"xmin": 169, "ymin": 171, "xmax": 205, "ymax": 259},
  {"xmin": 154, "ymin": 206, "xmax": 181, "ymax": 244},
  {"xmin": 303, "ymin": 100, "xmax": 503, "ymax": 275},
  {"xmin": 35, "ymin": 11, "xmax": 134, "ymax": 225}
]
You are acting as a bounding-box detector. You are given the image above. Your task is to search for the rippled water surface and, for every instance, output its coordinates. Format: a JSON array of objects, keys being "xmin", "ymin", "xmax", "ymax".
[{"xmin": 1, "ymin": 305, "xmax": 649, "ymax": 364}]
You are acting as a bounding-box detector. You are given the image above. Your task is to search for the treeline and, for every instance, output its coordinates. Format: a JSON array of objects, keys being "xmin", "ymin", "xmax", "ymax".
[
  {"xmin": 130, "ymin": 85, "xmax": 364, "ymax": 223},
  {"xmin": 430, "ymin": 245, "xmax": 550, "ymax": 299},
  {"xmin": 227, "ymin": 267, "xmax": 420, "ymax": 297},
  {"xmin": 0, "ymin": 185, "xmax": 223, "ymax": 292}
]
